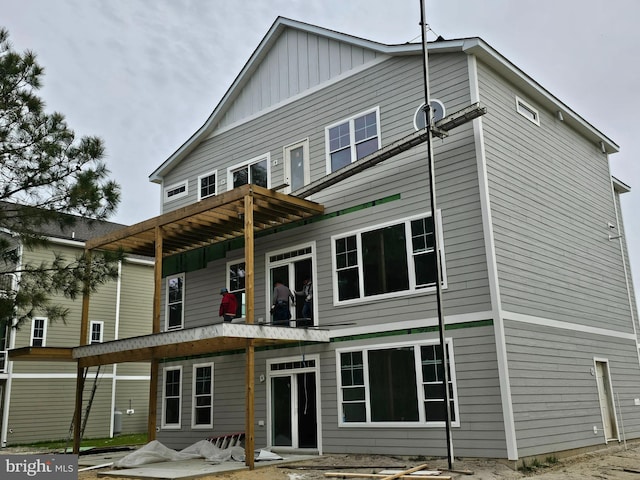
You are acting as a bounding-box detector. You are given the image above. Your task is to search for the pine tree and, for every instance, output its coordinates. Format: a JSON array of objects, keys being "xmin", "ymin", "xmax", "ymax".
[{"xmin": 0, "ymin": 27, "xmax": 123, "ymax": 329}]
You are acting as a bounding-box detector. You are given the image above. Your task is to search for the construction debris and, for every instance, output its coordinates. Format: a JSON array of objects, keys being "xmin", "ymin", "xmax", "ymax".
[{"xmin": 324, "ymin": 463, "xmax": 452, "ymax": 480}]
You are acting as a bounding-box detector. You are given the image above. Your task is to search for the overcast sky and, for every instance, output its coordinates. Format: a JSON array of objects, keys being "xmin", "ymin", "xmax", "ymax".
[{"xmin": 4, "ymin": 0, "xmax": 640, "ymax": 296}]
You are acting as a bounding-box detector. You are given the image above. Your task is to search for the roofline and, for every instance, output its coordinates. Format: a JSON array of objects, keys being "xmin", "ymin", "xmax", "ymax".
[
  {"xmin": 149, "ymin": 20, "xmax": 619, "ymax": 183},
  {"xmin": 612, "ymin": 176, "xmax": 631, "ymax": 193}
]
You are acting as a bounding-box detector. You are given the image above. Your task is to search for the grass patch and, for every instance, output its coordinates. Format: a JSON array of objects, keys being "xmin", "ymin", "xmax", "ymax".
[{"xmin": 13, "ymin": 433, "xmax": 147, "ymax": 450}]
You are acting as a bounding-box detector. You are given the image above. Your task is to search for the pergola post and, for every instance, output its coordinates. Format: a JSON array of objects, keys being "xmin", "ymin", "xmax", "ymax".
[
  {"xmin": 148, "ymin": 226, "xmax": 164, "ymax": 441},
  {"xmin": 73, "ymin": 248, "xmax": 92, "ymax": 454},
  {"xmin": 244, "ymin": 194, "xmax": 255, "ymax": 469}
]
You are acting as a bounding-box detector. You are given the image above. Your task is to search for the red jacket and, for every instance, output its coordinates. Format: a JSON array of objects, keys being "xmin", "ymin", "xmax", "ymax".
[{"xmin": 219, "ymin": 292, "xmax": 238, "ymax": 316}]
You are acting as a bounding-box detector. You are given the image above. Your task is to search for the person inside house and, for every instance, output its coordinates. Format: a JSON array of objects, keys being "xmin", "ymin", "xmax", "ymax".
[
  {"xmin": 219, "ymin": 287, "xmax": 237, "ymax": 322},
  {"xmin": 271, "ymin": 279, "xmax": 295, "ymax": 325},
  {"xmin": 294, "ymin": 277, "xmax": 313, "ymax": 320}
]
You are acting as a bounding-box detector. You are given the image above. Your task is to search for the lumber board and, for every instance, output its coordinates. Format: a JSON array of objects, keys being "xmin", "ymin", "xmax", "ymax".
[{"xmin": 324, "ymin": 473, "xmax": 450, "ymax": 480}]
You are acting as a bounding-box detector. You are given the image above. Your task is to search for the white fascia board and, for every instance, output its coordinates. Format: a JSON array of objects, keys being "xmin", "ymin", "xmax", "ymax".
[
  {"xmin": 612, "ymin": 176, "xmax": 631, "ymax": 194},
  {"xmin": 461, "ymin": 38, "xmax": 619, "ymax": 154}
]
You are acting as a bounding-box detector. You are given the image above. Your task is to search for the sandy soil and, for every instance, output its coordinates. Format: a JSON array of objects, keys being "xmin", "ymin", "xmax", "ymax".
[{"xmin": 72, "ymin": 441, "xmax": 640, "ymax": 480}]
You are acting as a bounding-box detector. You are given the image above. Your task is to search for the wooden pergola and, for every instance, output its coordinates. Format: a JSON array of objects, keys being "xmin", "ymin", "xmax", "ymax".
[{"xmin": 9, "ymin": 184, "xmax": 327, "ymax": 469}]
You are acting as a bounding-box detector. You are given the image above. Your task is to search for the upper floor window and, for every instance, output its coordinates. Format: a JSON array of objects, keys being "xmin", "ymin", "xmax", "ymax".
[
  {"xmin": 31, "ymin": 317, "xmax": 47, "ymax": 347},
  {"xmin": 166, "ymin": 274, "xmax": 185, "ymax": 331},
  {"xmin": 326, "ymin": 108, "xmax": 380, "ymax": 173},
  {"xmin": 332, "ymin": 212, "xmax": 445, "ymax": 304},
  {"xmin": 89, "ymin": 321, "xmax": 104, "ymax": 344},
  {"xmin": 162, "ymin": 366, "xmax": 182, "ymax": 428},
  {"xmin": 228, "ymin": 154, "xmax": 269, "ymax": 190},
  {"xmin": 164, "ymin": 180, "xmax": 188, "ymax": 203},
  {"xmin": 337, "ymin": 340, "xmax": 458, "ymax": 426},
  {"xmin": 192, "ymin": 363, "xmax": 214, "ymax": 428},
  {"xmin": 227, "ymin": 261, "xmax": 246, "ymax": 319},
  {"xmin": 283, "ymin": 140, "xmax": 310, "ymax": 193},
  {"xmin": 515, "ymin": 96, "xmax": 540, "ymax": 126},
  {"xmin": 198, "ymin": 171, "xmax": 217, "ymax": 200}
]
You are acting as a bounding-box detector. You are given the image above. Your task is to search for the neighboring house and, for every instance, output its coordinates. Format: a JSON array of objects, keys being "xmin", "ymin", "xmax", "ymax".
[
  {"xmin": 0, "ymin": 216, "xmax": 154, "ymax": 446},
  {"xmin": 27, "ymin": 17, "xmax": 640, "ymax": 465}
]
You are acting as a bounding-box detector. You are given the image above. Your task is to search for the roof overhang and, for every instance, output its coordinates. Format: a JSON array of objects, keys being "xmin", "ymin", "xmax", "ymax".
[
  {"xmin": 73, "ymin": 323, "xmax": 330, "ymax": 367},
  {"xmin": 86, "ymin": 184, "xmax": 324, "ymax": 257},
  {"xmin": 8, "ymin": 346, "xmax": 74, "ymax": 362}
]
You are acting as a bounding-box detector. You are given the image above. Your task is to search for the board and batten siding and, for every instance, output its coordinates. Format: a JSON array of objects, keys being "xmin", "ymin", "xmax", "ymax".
[
  {"xmin": 477, "ymin": 61, "xmax": 635, "ymax": 333},
  {"xmin": 503, "ymin": 320, "xmax": 640, "ymax": 457}
]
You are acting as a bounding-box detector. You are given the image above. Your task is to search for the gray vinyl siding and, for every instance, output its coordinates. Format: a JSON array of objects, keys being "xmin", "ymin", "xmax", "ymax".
[
  {"xmin": 504, "ymin": 320, "xmax": 640, "ymax": 457},
  {"xmin": 160, "ymin": 52, "xmax": 491, "ymax": 327},
  {"xmin": 477, "ymin": 60, "xmax": 634, "ymax": 332},
  {"xmin": 115, "ymin": 378, "xmax": 150, "ymax": 434}
]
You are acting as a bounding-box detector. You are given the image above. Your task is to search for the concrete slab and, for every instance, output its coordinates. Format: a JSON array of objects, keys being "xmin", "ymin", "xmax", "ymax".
[{"xmin": 96, "ymin": 454, "xmax": 317, "ymax": 480}]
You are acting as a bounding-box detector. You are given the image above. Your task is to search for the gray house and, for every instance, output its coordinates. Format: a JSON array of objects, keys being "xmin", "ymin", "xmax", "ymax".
[{"xmin": 55, "ymin": 17, "xmax": 640, "ymax": 465}]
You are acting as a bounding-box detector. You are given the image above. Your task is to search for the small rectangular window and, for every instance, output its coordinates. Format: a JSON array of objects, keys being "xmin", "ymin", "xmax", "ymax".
[
  {"xmin": 89, "ymin": 321, "xmax": 104, "ymax": 344},
  {"xmin": 30, "ymin": 317, "xmax": 47, "ymax": 347},
  {"xmin": 164, "ymin": 181, "xmax": 188, "ymax": 202},
  {"xmin": 166, "ymin": 274, "xmax": 185, "ymax": 330},
  {"xmin": 515, "ymin": 96, "xmax": 540, "ymax": 126},
  {"xmin": 198, "ymin": 171, "xmax": 217, "ymax": 200}
]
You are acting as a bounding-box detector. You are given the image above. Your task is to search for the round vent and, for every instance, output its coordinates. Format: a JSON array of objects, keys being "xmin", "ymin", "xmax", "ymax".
[{"xmin": 414, "ymin": 99, "xmax": 446, "ymax": 131}]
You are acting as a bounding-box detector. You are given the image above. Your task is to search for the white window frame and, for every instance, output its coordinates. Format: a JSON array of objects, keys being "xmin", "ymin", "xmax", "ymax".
[
  {"xmin": 162, "ymin": 366, "xmax": 182, "ymax": 429},
  {"xmin": 331, "ymin": 211, "xmax": 446, "ymax": 306},
  {"xmin": 163, "ymin": 180, "xmax": 189, "ymax": 203},
  {"xmin": 165, "ymin": 273, "xmax": 185, "ymax": 331},
  {"xmin": 226, "ymin": 260, "xmax": 246, "ymax": 320},
  {"xmin": 89, "ymin": 320, "xmax": 104, "ymax": 344},
  {"xmin": 515, "ymin": 96, "xmax": 540, "ymax": 126},
  {"xmin": 325, "ymin": 107, "xmax": 381, "ymax": 174},
  {"xmin": 191, "ymin": 362, "xmax": 214, "ymax": 429},
  {"xmin": 197, "ymin": 170, "xmax": 218, "ymax": 201},
  {"xmin": 336, "ymin": 338, "xmax": 459, "ymax": 428},
  {"xmin": 283, "ymin": 139, "xmax": 310, "ymax": 194},
  {"xmin": 30, "ymin": 317, "xmax": 47, "ymax": 347},
  {"xmin": 227, "ymin": 153, "xmax": 271, "ymax": 191}
]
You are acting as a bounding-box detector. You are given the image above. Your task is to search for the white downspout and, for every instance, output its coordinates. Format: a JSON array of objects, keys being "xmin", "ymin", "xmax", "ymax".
[
  {"xmin": 109, "ymin": 261, "xmax": 123, "ymax": 438},
  {"xmin": 1, "ymin": 243, "xmax": 22, "ymax": 447}
]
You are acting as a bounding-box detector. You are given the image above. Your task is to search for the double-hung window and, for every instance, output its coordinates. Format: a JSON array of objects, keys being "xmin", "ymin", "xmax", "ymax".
[
  {"xmin": 227, "ymin": 261, "xmax": 246, "ymax": 319},
  {"xmin": 89, "ymin": 321, "xmax": 104, "ymax": 344},
  {"xmin": 337, "ymin": 340, "xmax": 458, "ymax": 426},
  {"xmin": 326, "ymin": 108, "xmax": 380, "ymax": 173},
  {"xmin": 30, "ymin": 317, "xmax": 47, "ymax": 347},
  {"xmin": 166, "ymin": 274, "xmax": 185, "ymax": 330},
  {"xmin": 332, "ymin": 212, "xmax": 444, "ymax": 303},
  {"xmin": 162, "ymin": 366, "xmax": 182, "ymax": 428},
  {"xmin": 192, "ymin": 363, "xmax": 213, "ymax": 428},
  {"xmin": 198, "ymin": 170, "xmax": 217, "ymax": 200},
  {"xmin": 228, "ymin": 154, "xmax": 269, "ymax": 190}
]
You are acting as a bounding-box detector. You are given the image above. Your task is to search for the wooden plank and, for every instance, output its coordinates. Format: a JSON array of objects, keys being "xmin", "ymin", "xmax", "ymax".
[
  {"xmin": 324, "ymin": 472, "xmax": 450, "ymax": 480},
  {"xmin": 381, "ymin": 464, "xmax": 434, "ymax": 480}
]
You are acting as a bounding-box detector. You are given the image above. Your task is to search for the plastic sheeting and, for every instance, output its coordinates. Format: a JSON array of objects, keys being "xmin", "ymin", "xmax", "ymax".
[{"xmin": 114, "ymin": 440, "xmax": 246, "ymax": 468}]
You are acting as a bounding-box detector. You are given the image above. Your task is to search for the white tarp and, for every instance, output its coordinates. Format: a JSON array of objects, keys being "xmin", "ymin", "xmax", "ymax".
[{"xmin": 114, "ymin": 440, "xmax": 245, "ymax": 468}]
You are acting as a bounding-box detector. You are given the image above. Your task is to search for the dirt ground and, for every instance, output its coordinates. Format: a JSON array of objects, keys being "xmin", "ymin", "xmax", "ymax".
[{"xmin": 72, "ymin": 441, "xmax": 640, "ymax": 480}]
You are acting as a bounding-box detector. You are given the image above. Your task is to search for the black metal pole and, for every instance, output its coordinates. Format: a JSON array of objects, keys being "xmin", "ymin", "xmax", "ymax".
[{"xmin": 419, "ymin": 0, "xmax": 454, "ymax": 469}]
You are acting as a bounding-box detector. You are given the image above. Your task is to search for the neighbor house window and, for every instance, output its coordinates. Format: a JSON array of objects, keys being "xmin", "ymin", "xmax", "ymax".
[
  {"xmin": 337, "ymin": 340, "xmax": 458, "ymax": 426},
  {"xmin": 228, "ymin": 154, "xmax": 269, "ymax": 190},
  {"xmin": 192, "ymin": 363, "xmax": 214, "ymax": 428},
  {"xmin": 198, "ymin": 171, "xmax": 217, "ymax": 200},
  {"xmin": 89, "ymin": 321, "xmax": 104, "ymax": 344},
  {"xmin": 515, "ymin": 96, "xmax": 540, "ymax": 126},
  {"xmin": 166, "ymin": 274, "xmax": 185, "ymax": 330},
  {"xmin": 326, "ymin": 107, "xmax": 380, "ymax": 173},
  {"xmin": 332, "ymin": 212, "xmax": 444, "ymax": 303},
  {"xmin": 30, "ymin": 317, "xmax": 47, "ymax": 347},
  {"xmin": 162, "ymin": 366, "xmax": 182, "ymax": 428},
  {"xmin": 227, "ymin": 261, "xmax": 246, "ymax": 319},
  {"xmin": 164, "ymin": 180, "xmax": 188, "ymax": 202}
]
